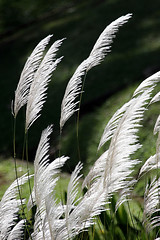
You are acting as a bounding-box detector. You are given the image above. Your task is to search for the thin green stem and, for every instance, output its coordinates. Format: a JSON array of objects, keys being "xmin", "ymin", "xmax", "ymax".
[
  {"xmin": 25, "ymin": 129, "xmax": 45, "ymax": 239},
  {"xmin": 13, "ymin": 117, "xmax": 32, "ymax": 239},
  {"xmin": 13, "ymin": 117, "xmax": 24, "ymax": 213},
  {"xmin": 126, "ymin": 200, "xmax": 140, "ymax": 240},
  {"xmin": 24, "ymin": 130, "xmax": 34, "ymax": 240},
  {"xmin": 59, "ymin": 130, "xmax": 62, "ymax": 158},
  {"xmin": 22, "ymin": 131, "xmax": 26, "ymax": 162},
  {"xmin": 58, "ymin": 129, "xmax": 66, "ymax": 205},
  {"xmin": 25, "ymin": 130, "xmax": 34, "ymax": 205},
  {"xmin": 76, "ymin": 71, "xmax": 88, "ymax": 162}
]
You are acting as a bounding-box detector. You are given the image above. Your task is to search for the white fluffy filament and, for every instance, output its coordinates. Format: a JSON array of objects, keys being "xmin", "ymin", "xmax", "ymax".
[
  {"xmin": 13, "ymin": 35, "xmax": 52, "ymax": 117},
  {"xmin": 65, "ymin": 162, "xmax": 83, "ymax": 238},
  {"xmin": 133, "ymin": 71, "xmax": 160, "ymax": 97},
  {"xmin": 30, "ymin": 125, "xmax": 68, "ymax": 239},
  {"xmin": 98, "ymin": 101, "xmax": 130, "ymax": 150},
  {"xmin": 0, "ymin": 174, "xmax": 31, "ymax": 239},
  {"xmin": 7, "ymin": 220, "xmax": 25, "ymax": 240},
  {"xmin": 60, "ymin": 14, "xmax": 132, "ymax": 131},
  {"xmin": 143, "ymin": 178, "xmax": 160, "ymax": 231},
  {"xmin": 25, "ymin": 39, "xmax": 64, "ymax": 130},
  {"xmin": 103, "ymin": 91, "xmax": 151, "ymax": 193}
]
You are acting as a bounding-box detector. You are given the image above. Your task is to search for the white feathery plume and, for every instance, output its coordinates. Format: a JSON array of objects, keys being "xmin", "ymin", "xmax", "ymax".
[
  {"xmin": 95, "ymin": 90, "xmax": 154, "ymax": 216},
  {"xmin": 31, "ymin": 207, "xmax": 52, "ymax": 240},
  {"xmin": 60, "ymin": 14, "xmax": 132, "ymax": 131},
  {"xmin": 46, "ymin": 181, "xmax": 107, "ymax": 240},
  {"xmin": 98, "ymin": 101, "xmax": 130, "ymax": 150},
  {"xmin": 115, "ymin": 179, "xmax": 136, "ymax": 211},
  {"xmin": 0, "ymin": 174, "xmax": 31, "ymax": 240},
  {"xmin": 44, "ymin": 163, "xmax": 83, "ymax": 240},
  {"xmin": 139, "ymin": 154, "xmax": 160, "ymax": 176},
  {"xmin": 150, "ymin": 91, "xmax": 160, "ymax": 105},
  {"xmin": 27, "ymin": 125, "xmax": 53, "ymax": 210},
  {"xmin": 81, "ymin": 72, "xmax": 160, "ymax": 227},
  {"xmin": 82, "ymin": 80, "xmax": 157, "ymax": 223},
  {"xmin": 42, "ymin": 85, "xmax": 151, "ymax": 240},
  {"xmin": 139, "ymin": 122, "xmax": 160, "ymax": 179},
  {"xmin": 139, "ymin": 126, "xmax": 160, "ymax": 176},
  {"xmin": 154, "ymin": 115, "xmax": 160, "ymax": 135},
  {"xmin": 66, "ymin": 162, "xmax": 83, "ymax": 213},
  {"xmin": 93, "ymin": 71, "xmax": 160, "ymax": 205},
  {"xmin": 82, "ymin": 150, "xmax": 108, "ymax": 189},
  {"xmin": 152, "ymin": 90, "xmax": 160, "ymax": 134},
  {"xmin": 30, "ymin": 126, "xmax": 68, "ymax": 239},
  {"xmin": 65, "ymin": 162, "xmax": 83, "ymax": 237},
  {"xmin": 34, "ymin": 125, "xmax": 53, "ymax": 177},
  {"xmin": 133, "ymin": 71, "xmax": 160, "ymax": 97},
  {"xmin": 60, "ymin": 59, "xmax": 89, "ymax": 131},
  {"xmin": 45, "ymin": 164, "xmax": 108, "ymax": 240},
  {"xmin": 84, "ymin": 94, "xmax": 148, "ymax": 197},
  {"xmin": 90, "ymin": 90, "xmax": 152, "ymax": 212},
  {"xmin": 13, "ymin": 35, "xmax": 52, "ymax": 117},
  {"xmin": 31, "ymin": 210, "xmax": 44, "ymax": 239},
  {"xmin": 45, "ymin": 195, "xmax": 67, "ymax": 240},
  {"xmin": 7, "ymin": 220, "xmax": 25, "ymax": 240},
  {"xmin": 28, "ymin": 125, "xmax": 68, "ymax": 210},
  {"xmin": 146, "ymin": 77, "xmax": 160, "ymax": 134},
  {"xmin": 143, "ymin": 177, "xmax": 160, "ymax": 231},
  {"xmin": 34, "ymin": 156, "xmax": 68, "ymax": 210},
  {"xmin": 102, "ymin": 91, "xmax": 150, "ymax": 194},
  {"xmin": 99, "ymin": 71, "xmax": 160, "ymax": 151},
  {"xmin": 133, "ymin": 71, "xmax": 160, "ymax": 135},
  {"xmin": 25, "ymin": 38, "xmax": 64, "ymax": 130},
  {"xmin": 68, "ymin": 180, "xmax": 108, "ymax": 237},
  {"xmin": 56, "ymin": 178, "xmax": 108, "ymax": 240},
  {"xmin": 88, "ymin": 14, "xmax": 132, "ymax": 70}
]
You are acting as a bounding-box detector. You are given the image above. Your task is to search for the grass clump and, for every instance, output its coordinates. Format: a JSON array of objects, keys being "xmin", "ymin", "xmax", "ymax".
[{"xmin": 1, "ymin": 13, "xmax": 160, "ymax": 240}]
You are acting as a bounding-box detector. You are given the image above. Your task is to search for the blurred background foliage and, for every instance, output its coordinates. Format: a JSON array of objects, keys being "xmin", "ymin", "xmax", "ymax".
[{"xmin": 0, "ymin": 0, "xmax": 160, "ymax": 173}]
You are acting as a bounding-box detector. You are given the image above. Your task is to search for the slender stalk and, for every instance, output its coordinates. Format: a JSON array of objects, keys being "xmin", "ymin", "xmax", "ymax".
[
  {"xmin": 13, "ymin": 117, "xmax": 32, "ymax": 239},
  {"xmin": 75, "ymin": 71, "xmax": 87, "ymax": 240},
  {"xmin": 58, "ymin": 129, "xmax": 66, "ymax": 207},
  {"xmin": 59, "ymin": 129, "xmax": 62, "ymax": 158},
  {"xmin": 25, "ymin": 130, "xmax": 34, "ymax": 205},
  {"xmin": 126, "ymin": 200, "xmax": 140, "ymax": 240},
  {"xmin": 76, "ymin": 71, "xmax": 88, "ymax": 162},
  {"xmin": 13, "ymin": 117, "xmax": 24, "ymax": 214},
  {"xmin": 25, "ymin": 130, "xmax": 45, "ymax": 239},
  {"xmin": 22, "ymin": 130, "xmax": 26, "ymax": 163}
]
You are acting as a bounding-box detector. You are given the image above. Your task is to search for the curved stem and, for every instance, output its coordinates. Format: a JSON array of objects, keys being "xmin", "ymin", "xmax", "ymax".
[{"xmin": 76, "ymin": 71, "xmax": 88, "ymax": 162}]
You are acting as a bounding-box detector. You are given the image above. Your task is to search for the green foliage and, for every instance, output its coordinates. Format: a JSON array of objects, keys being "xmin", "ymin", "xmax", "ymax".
[{"xmin": 0, "ymin": 158, "xmax": 34, "ymax": 199}]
